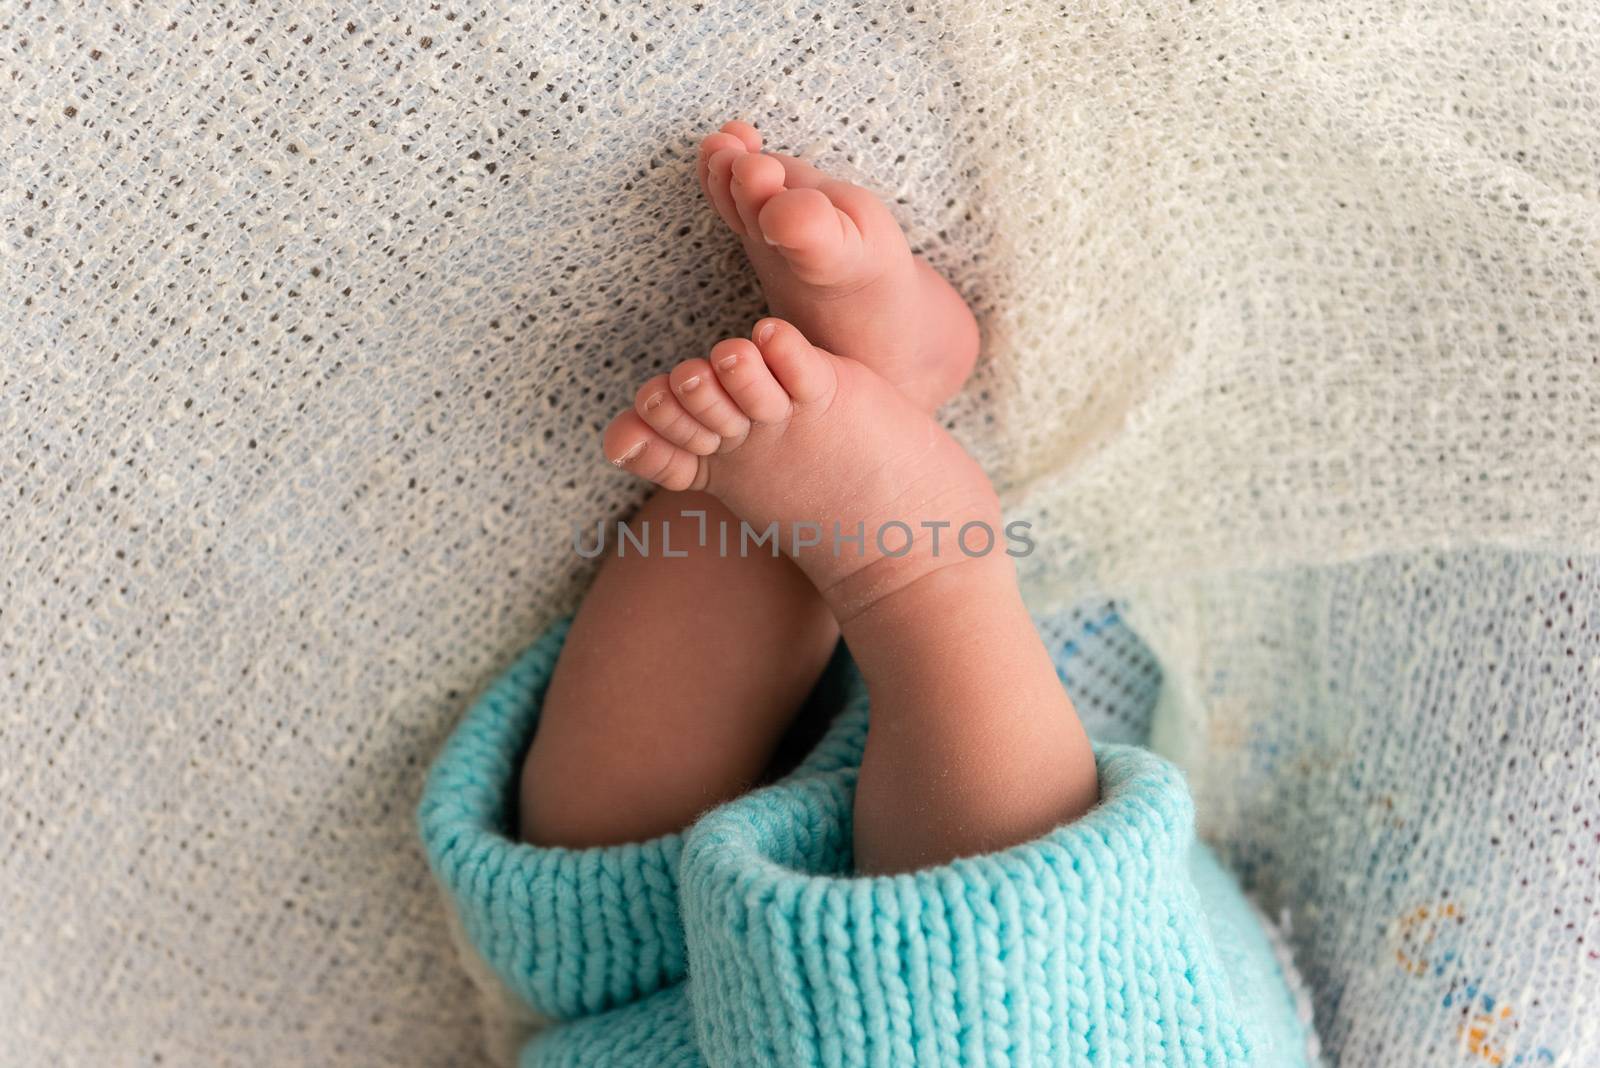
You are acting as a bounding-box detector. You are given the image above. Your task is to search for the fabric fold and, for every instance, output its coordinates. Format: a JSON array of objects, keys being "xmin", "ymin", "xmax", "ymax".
[
  {"xmin": 520, "ymin": 985, "xmax": 704, "ymax": 1068},
  {"xmin": 680, "ymin": 745, "xmax": 1258, "ymax": 1066}
]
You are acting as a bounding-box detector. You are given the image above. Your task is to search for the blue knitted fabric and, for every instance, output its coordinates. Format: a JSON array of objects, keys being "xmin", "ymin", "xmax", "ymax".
[{"xmin": 418, "ymin": 621, "xmax": 1314, "ymax": 1066}]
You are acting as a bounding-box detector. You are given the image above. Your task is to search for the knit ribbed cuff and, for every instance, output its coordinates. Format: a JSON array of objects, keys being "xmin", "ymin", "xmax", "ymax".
[
  {"xmin": 418, "ymin": 622, "xmax": 688, "ymax": 1020},
  {"xmin": 521, "ymin": 984, "xmax": 704, "ymax": 1068},
  {"xmin": 418, "ymin": 622, "xmax": 874, "ymax": 1025},
  {"xmin": 679, "ymin": 745, "xmax": 1253, "ymax": 1067}
]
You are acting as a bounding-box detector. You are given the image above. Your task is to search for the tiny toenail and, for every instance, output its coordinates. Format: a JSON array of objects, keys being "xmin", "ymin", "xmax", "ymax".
[
  {"xmin": 678, "ymin": 375, "xmax": 702, "ymax": 393},
  {"xmin": 716, "ymin": 353, "xmax": 739, "ymax": 371},
  {"xmin": 643, "ymin": 391, "xmax": 666, "ymax": 412},
  {"xmin": 755, "ymin": 322, "xmax": 776, "ymax": 345},
  {"xmin": 612, "ymin": 440, "xmax": 646, "ymax": 466}
]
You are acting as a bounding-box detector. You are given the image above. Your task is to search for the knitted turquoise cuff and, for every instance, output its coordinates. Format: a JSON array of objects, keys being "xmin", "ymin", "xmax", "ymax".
[
  {"xmin": 418, "ymin": 622, "xmax": 873, "ymax": 1024},
  {"xmin": 679, "ymin": 744, "xmax": 1254, "ymax": 1066},
  {"xmin": 520, "ymin": 985, "xmax": 703, "ymax": 1068},
  {"xmin": 417, "ymin": 622, "xmax": 688, "ymax": 1020}
]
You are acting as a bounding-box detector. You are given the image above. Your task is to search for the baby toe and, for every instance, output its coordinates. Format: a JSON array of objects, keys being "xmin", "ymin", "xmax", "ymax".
[
  {"xmin": 709, "ymin": 337, "xmax": 793, "ymax": 425},
  {"xmin": 729, "ymin": 152, "xmax": 787, "ymax": 241},
  {"xmin": 756, "ymin": 187, "xmax": 863, "ymax": 280},
  {"xmin": 669, "ymin": 358, "xmax": 751, "ymax": 447},
  {"xmin": 635, "ymin": 375, "xmax": 720, "ymax": 456},
  {"xmin": 752, "ymin": 319, "xmax": 837, "ymax": 407},
  {"xmin": 603, "ymin": 410, "xmax": 707, "ymax": 491},
  {"xmin": 697, "ymin": 130, "xmax": 745, "ymax": 175},
  {"xmin": 765, "ymin": 151, "xmax": 826, "ymax": 190},
  {"xmin": 717, "ymin": 120, "xmax": 762, "ymax": 152},
  {"xmin": 702, "ymin": 147, "xmax": 746, "ymax": 236}
]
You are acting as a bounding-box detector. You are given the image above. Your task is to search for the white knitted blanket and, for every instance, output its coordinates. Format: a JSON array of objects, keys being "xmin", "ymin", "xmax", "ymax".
[{"xmin": 3, "ymin": 1, "xmax": 1596, "ymax": 1064}]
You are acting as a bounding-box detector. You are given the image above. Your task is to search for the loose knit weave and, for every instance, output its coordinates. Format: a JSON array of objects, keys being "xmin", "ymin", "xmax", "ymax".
[
  {"xmin": 5, "ymin": 0, "xmax": 1597, "ymax": 1064},
  {"xmin": 418, "ymin": 622, "xmax": 1315, "ymax": 1067},
  {"xmin": 1134, "ymin": 548, "xmax": 1600, "ymax": 1065}
]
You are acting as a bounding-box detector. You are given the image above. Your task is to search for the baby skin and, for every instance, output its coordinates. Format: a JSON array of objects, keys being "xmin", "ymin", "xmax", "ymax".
[{"xmin": 521, "ymin": 124, "xmax": 1096, "ymax": 872}]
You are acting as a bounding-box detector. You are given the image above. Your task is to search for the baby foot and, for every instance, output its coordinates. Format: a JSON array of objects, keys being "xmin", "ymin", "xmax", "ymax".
[
  {"xmin": 604, "ymin": 319, "xmax": 1003, "ymax": 622},
  {"xmin": 697, "ymin": 122, "xmax": 979, "ymax": 413}
]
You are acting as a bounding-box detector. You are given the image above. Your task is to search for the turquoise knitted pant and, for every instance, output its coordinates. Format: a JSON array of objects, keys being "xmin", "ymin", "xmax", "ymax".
[{"xmin": 418, "ymin": 621, "xmax": 1315, "ymax": 1066}]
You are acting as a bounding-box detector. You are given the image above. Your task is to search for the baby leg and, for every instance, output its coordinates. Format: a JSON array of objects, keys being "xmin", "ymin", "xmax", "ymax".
[
  {"xmin": 524, "ymin": 126, "xmax": 983, "ymax": 848},
  {"xmin": 518, "ymin": 491, "xmax": 839, "ymax": 846},
  {"xmin": 841, "ymin": 553, "xmax": 1099, "ymax": 873}
]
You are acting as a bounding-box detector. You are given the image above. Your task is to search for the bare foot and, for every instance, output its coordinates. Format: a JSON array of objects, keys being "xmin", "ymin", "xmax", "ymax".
[
  {"xmin": 603, "ymin": 318, "xmax": 1000, "ymax": 622},
  {"xmin": 603, "ymin": 318, "xmax": 1098, "ymax": 872},
  {"xmin": 696, "ymin": 122, "xmax": 979, "ymax": 413}
]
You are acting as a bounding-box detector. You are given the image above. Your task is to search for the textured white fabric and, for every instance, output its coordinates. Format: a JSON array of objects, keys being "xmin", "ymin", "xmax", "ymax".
[
  {"xmin": 3, "ymin": 0, "xmax": 1597, "ymax": 1065},
  {"xmin": 1134, "ymin": 549, "xmax": 1600, "ymax": 1067}
]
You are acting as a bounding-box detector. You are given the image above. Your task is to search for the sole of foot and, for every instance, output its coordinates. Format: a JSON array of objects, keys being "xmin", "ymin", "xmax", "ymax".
[
  {"xmin": 604, "ymin": 318, "xmax": 1003, "ymax": 622},
  {"xmin": 696, "ymin": 121, "xmax": 979, "ymax": 413}
]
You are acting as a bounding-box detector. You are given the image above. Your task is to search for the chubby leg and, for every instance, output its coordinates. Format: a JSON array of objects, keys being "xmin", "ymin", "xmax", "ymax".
[
  {"xmin": 842, "ymin": 555, "xmax": 1098, "ymax": 873},
  {"xmin": 519, "ymin": 490, "xmax": 839, "ymax": 846},
  {"xmin": 522, "ymin": 123, "xmax": 980, "ymax": 848}
]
